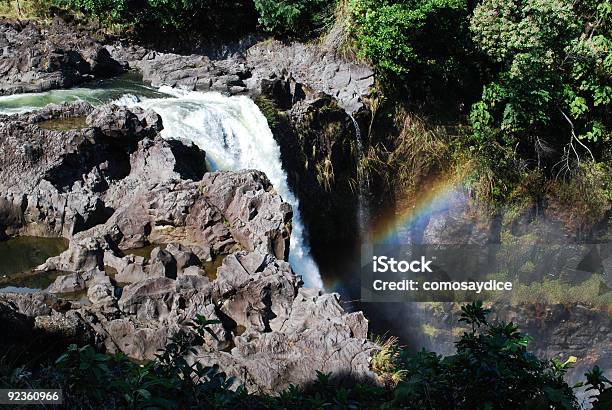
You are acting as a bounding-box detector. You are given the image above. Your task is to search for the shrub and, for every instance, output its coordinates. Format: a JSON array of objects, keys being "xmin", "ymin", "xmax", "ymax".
[
  {"xmin": 53, "ymin": 0, "xmax": 258, "ymax": 38},
  {"xmin": 392, "ymin": 301, "xmax": 579, "ymax": 408},
  {"xmin": 56, "ymin": 0, "xmax": 127, "ymax": 23}
]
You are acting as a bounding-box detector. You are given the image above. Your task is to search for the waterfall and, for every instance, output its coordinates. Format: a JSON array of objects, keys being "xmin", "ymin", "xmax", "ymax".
[
  {"xmin": 349, "ymin": 114, "xmax": 370, "ymax": 243},
  {"xmin": 122, "ymin": 88, "xmax": 323, "ymax": 288}
]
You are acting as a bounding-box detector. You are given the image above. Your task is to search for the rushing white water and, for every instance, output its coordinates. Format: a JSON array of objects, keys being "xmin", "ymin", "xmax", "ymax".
[{"xmin": 117, "ymin": 87, "xmax": 323, "ymax": 288}]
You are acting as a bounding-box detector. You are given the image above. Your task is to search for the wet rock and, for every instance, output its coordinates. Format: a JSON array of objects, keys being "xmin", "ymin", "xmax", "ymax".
[
  {"xmin": 85, "ymin": 46, "xmax": 124, "ymax": 77},
  {"xmin": 114, "ymin": 50, "xmax": 250, "ymax": 94},
  {"xmin": 86, "ymin": 104, "xmax": 162, "ymax": 140},
  {"xmin": 274, "ymin": 96, "xmax": 360, "ymax": 254}
]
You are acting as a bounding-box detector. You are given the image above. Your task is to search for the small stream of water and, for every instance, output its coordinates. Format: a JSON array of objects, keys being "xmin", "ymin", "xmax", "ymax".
[{"xmin": 349, "ymin": 114, "xmax": 370, "ymax": 244}]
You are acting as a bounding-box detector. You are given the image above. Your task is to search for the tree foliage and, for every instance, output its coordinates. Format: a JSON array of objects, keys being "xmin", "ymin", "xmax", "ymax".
[
  {"xmin": 393, "ymin": 301, "xmax": 579, "ymax": 408},
  {"xmin": 348, "ymin": 0, "xmax": 469, "ymax": 76},
  {"xmin": 254, "ymin": 0, "xmax": 336, "ymax": 37},
  {"xmin": 349, "ymin": 0, "xmax": 610, "ymax": 197},
  {"xmin": 347, "ymin": 0, "xmax": 478, "ymax": 104},
  {"xmin": 469, "ymin": 0, "xmax": 611, "ymax": 166}
]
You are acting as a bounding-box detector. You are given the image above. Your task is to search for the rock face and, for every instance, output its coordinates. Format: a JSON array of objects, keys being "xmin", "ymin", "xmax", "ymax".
[
  {"xmin": 0, "ymin": 101, "xmax": 171, "ymax": 239},
  {"xmin": 1, "ymin": 247, "xmax": 379, "ymax": 393},
  {"xmin": 0, "ymin": 101, "xmax": 380, "ymax": 393},
  {"xmin": 106, "ymin": 45, "xmax": 252, "ymax": 96},
  {"xmin": 0, "ymin": 18, "xmax": 124, "ymax": 95},
  {"xmin": 245, "ymin": 41, "xmax": 374, "ymax": 114}
]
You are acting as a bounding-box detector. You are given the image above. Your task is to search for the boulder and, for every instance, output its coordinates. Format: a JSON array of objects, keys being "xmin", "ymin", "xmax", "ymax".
[
  {"xmin": 118, "ymin": 277, "xmax": 177, "ymax": 321},
  {"xmin": 165, "ymin": 243, "xmax": 200, "ymax": 275},
  {"xmin": 201, "ymin": 171, "xmax": 292, "ymax": 260},
  {"xmin": 86, "ymin": 104, "xmax": 162, "ymax": 140},
  {"xmin": 148, "ymin": 247, "xmax": 178, "ymax": 279},
  {"xmin": 103, "ymin": 318, "xmax": 168, "ymax": 361},
  {"xmin": 47, "ymin": 273, "xmax": 86, "ymax": 294}
]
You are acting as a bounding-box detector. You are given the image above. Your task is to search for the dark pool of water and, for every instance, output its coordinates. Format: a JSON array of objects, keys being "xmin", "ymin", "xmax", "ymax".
[
  {"xmin": 0, "ymin": 237, "xmax": 68, "ymax": 276},
  {"xmin": 124, "ymin": 244, "xmax": 160, "ymax": 261},
  {"xmin": 38, "ymin": 116, "xmax": 88, "ymax": 131},
  {"xmin": 0, "ymin": 237, "xmax": 69, "ymax": 291}
]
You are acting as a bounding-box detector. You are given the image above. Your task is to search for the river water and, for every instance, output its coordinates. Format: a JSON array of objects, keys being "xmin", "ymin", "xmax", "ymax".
[{"xmin": 0, "ymin": 73, "xmax": 322, "ymax": 288}]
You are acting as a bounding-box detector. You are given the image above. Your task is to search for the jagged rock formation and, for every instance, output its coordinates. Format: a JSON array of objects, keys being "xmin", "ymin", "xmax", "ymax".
[
  {"xmin": 270, "ymin": 93, "xmax": 363, "ymax": 255},
  {"xmin": 0, "ymin": 101, "xmax": 379, "ymax": 393},
  {"xmin": 0, "ymin": 18, "xmax": 123, "ymax": 95}
]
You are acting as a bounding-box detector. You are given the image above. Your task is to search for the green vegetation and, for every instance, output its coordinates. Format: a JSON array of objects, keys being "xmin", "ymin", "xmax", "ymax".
[
  {"xmin": 3, "ymin": 303, "xmax": 609, "ymax": 408},
  {"xmin": 46, "ymin": 0, "xmax": 258, "ymax": 37},
  {"xmin": 3, "ymin": 0, "xmax": 335, "ymax": 39},
  {"xmin": 470, "ymin": 0, "xmax": 611, "ymax": 148},
  {"xmin": 54, "ymin": 0, "xmax": 127, "ymax": 24},
  {"xmin": 254, "ymin": 0, "xmax": 336, "ymax": 37},
  {"xmin": 503, "ymin": 275, "xmax": 611, "ymax": 306},
  {"xmin": 0, "ymin": 0, "xmax": 55, "ymax": 18},
  {"xmin": 254, "ymin": 95, "xmax": 280, "ymax": 129},
  {"xmin": 347, "ymin": 0, "xmax": 473, "ymax": 95},
  {"xmin": 348, "ymin": 0, "xmax": 610, "ymax": 211}
]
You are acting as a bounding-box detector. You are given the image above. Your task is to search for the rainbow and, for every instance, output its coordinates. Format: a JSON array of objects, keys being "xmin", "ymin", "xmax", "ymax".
[{"xmin": 370, "ymin": 170, "xmax": 472, "ymax": 245}]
